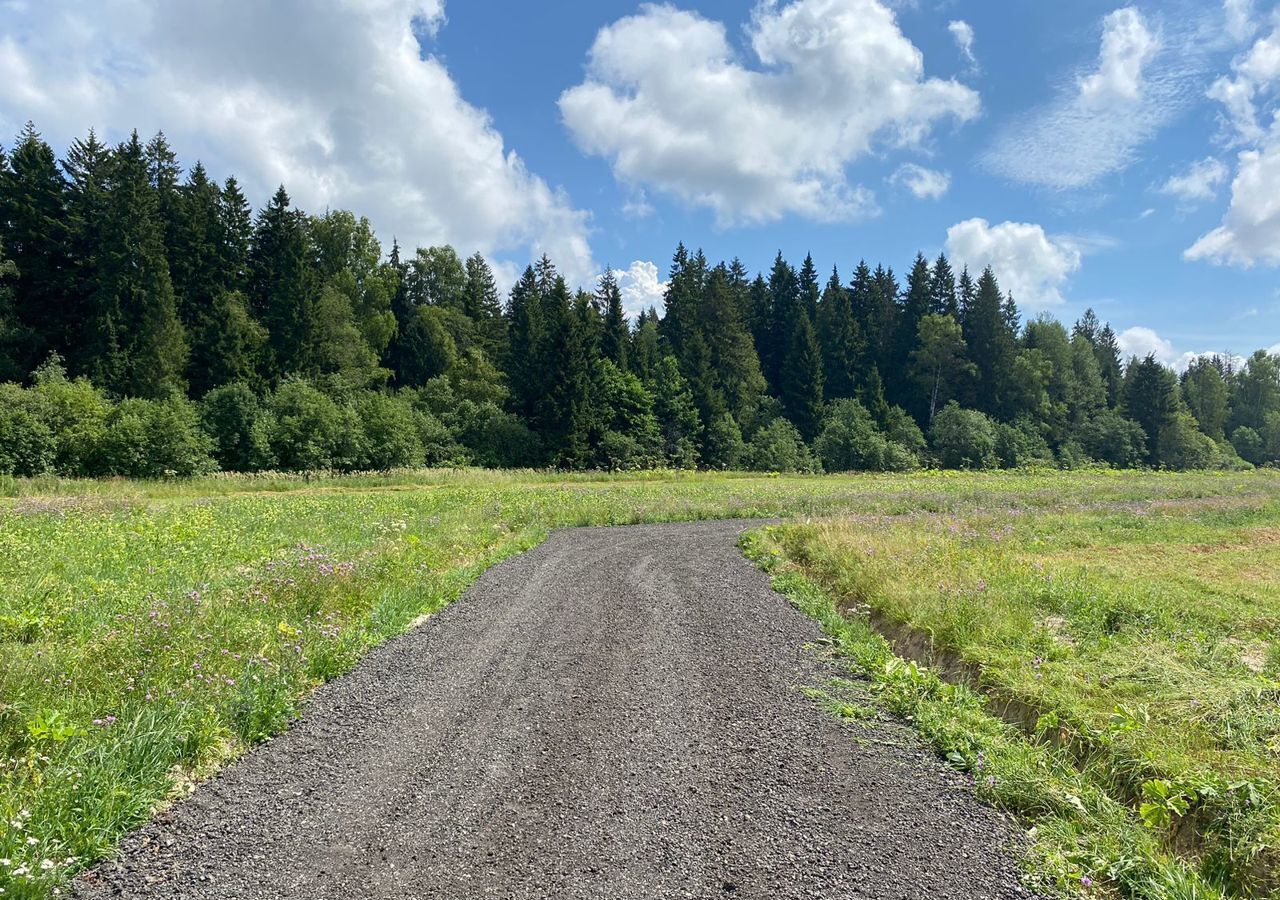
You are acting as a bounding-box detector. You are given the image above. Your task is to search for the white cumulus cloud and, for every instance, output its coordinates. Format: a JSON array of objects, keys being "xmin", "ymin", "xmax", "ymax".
[
  {"xmin": 1207, "ymin": 24, "xmax": 1280, "ymax": 143},
  {"xmin": 1116, "ymin": 325, "xmax": 1177, "ymax": 363},
  {"xmin": 948, "ymin": 20, "xmax": 977, "ymax": 70},
  {"xmin": 986, "ymin": 6, "xmax": 1212, "ymax": 190},
  {"xmin": 558, "ymin": 0, "xmax": 979, "ymax": 226},
  {"xmin": 613, "ymin": 260, "xmax": 668, "ymax": 318},
  {"xmin": 944, "ymin": 218, "xmax": 1083, "ymax": 309},
  {"xmin": 1189, "ymin": 16, "xmax": 1280, "ymax": 268},
  {"xmin": 888, "ymin": 163, "xmax": 950, "ymax": 199},
  {"xmin": 1117, "ymin": 326, "xmax": 1247, "ymax": 371},
  {"xmin": 1078, "ymin": 7, "xmax": 1160, "ymax": 106},
  {"xmin": 0, "ymin": 0, "xmax": 598, "ymax": 287},
  {"xmin": 1159, "ymin": 157, "xmax": 1229, "ymax": 202},
  {"xmin": 1185, "ymin": 139, "xmax": 1280, "ymax": 265}
]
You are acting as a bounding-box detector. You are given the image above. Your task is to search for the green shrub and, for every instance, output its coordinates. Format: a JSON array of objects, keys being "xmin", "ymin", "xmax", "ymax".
[
  {"xmin": 883, "ymin": 406, "xmax": 927, "ymax": 457},
  {"xmin": 99, "ymin": 397, "xmax": 216, "ymax": 478},
  {"xmin": 1232, "ymin": 426, "xmax": 1266, "ymax": 466},
  {"xmin": 28, "ymin": 358, "xmax": 112, "ymax": 476},
  {"xmin": 356, "ymin": 393, "xmax": 423, "ymax": 470},
  {"xmin": 1077, "ymin": 410, "xmax": 1147, "ymax": 468},
  {"xmin": 266, "ymin": 379, "xmax": 364, "ymax": 472},
  {"xmin": 1157, "ymin": 412, "xmax": 1219, "ymax": 470},
  {"xmin": 456, "ymin": 402, "xmax": 541, "ymax": 468},
  {"xmin": 0, "ymin": 383, "xmax": 54, "ymax": 476},
  {"xmin": 746, "ymin": 418, "xmax": 819, "ymax": 473},
  {"xmin": 201, "ymin": 382, "xmax": 275, "ymax": 472},
  {"xmin": 930, "ymin": 403, "xmax": 997, "ymax": 469},
  {"xmin": 702, "ymin": 412, "xmax": 747, "ymax": 470},
  {"xmin": 815, "ymin": 399, "xmax": 917, "ymax": 472},
  {"xmin": 994, "ymin": 419, "xmax": 1054, "ymax": 469}
]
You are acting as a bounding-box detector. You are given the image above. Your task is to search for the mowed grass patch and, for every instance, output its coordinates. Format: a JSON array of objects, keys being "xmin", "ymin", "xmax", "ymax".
[
  {"xmin": 755, "ymin": 470, "xmax": 1280, "ymax": 897},
  {"xmin": 0, "ymin": 467, "xmax": 1273, "ymax": 898}
]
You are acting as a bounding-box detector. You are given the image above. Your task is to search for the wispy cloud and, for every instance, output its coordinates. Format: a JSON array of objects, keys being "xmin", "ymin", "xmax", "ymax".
[{"xmin": 985, "ymin": 6, "xmax": 1221, "ymax": 190}]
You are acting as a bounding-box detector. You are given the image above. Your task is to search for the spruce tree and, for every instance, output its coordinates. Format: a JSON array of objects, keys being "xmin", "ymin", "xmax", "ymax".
[
  {"xmin": 1, "ymin": 123, "xmax": 70, "ymax": 371},
  {"xmin": 248, "ymin": 186, "xmax": 316, "ymax": 378},
  {"xmin": 780, "ymin": 311, "xmax": 824, "ymax": 441},
  {"xmin": 1095, "ymin": 324, "xmax": 1124, "ymax": 407},
  {"xmin": 929, "ymin": 253, "xmax": 958, "ymax": 317},
  {"xmin": 90, "ymin": 132, "xmax": 188, "ymax": 397},
  {"xmin": 464, "ymin": 252, "xmax": 507, "ymax": 363},
  {"xmin": 61, "ymin": 130, "xmax": 112, "ymax": 374},
  {"xmin": 957, "ymin": 266, "xmax": 976, "ymax": 327},
  {"xmin": 701, "ymin": 263, "xmax": 765, "ymax": 425},
  {"xmin": 817, "ymin": 265, "xmax": 862, "ymax": 402},
  {"xmin": 145, "ymin": 132, "xmax": 182, "ymax": 266},
  {"xmin": 0, "ymin": 234, "xmax": 26, "ymax": 382},
  {"xmin": 1123, "ymin": 353, "xmax": 1181, "ymax": 463},
  {"xmin": 504, "ymin": 265, "xmax": 541, "ymax": 420},
  {"xmin": 798, "ymin": 252, "xmax": 820, "ymax": 323},
  {"xmin": 961, "ymin": 267, "xmax": 1015, "ymax": 416},
  {"xmin": 597, "ymin": 268, "xmax": 628, "ymax": 372},
  {"xmin": 759, "ymin": 252, "xmax": 799, "ymax": 391},
  {"xmin": 892, "ymin": 252, "xmax": 933, "ymax": 414},
  {"xmin": 869, "ymin": 264, "xmax": 900, "ymax": 379},
  {"xmin": 219, "ymin": 177, "xmax": 253, "ymax": 292},
  {"xmin": 172, "ymin": 162, "xmax": 242, "ymax": 394},
  {"xmin": 630, "ymin": 308, "xmax": 661, "ymax": 382}
]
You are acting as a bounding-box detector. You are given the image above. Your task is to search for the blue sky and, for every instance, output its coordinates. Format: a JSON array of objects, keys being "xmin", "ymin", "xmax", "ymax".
[{"xmin": 1, "ymin": 0, "xmax": 1278, "ymax": 366}]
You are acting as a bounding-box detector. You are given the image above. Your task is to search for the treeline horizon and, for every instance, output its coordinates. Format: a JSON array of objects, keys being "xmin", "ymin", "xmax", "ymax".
[{"xmin": 1, "ymin": 122, "xmax": 1278, "ymax": 478}]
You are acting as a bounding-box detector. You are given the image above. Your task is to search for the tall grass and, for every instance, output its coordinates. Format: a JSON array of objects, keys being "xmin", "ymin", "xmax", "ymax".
[{"xmin": 754, "ymin": 470, "xmax": 1280, "ymax": 896}]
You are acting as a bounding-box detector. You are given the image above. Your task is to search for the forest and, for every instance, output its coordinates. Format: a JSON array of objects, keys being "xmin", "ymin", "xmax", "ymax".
[{"xmin": 0, "ymin": 123, "xmax": 1276, "ymax": 478}]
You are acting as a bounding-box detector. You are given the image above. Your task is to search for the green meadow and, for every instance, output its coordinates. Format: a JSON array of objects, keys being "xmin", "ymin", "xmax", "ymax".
[{"xmin": 1, "ymin": 468, "xmax": 1277, "ymax": 899}]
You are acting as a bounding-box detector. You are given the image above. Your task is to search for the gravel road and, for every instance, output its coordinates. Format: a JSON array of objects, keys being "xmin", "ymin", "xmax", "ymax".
[{"xmin": 75, "ymin": 520, "xmax": 1035, "ymax": 900}]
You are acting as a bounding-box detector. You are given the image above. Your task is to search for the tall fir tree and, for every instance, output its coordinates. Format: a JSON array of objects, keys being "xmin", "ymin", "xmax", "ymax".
[
  {"xmin": 219, "ymin": 177, "xmax": 253, "ymax": 292},
  {"xmin": 1, "ymin": 123, "xmax": 71, "ymax": 371},
  {"xmin": 1123, "ymin": 353, "xmax": 1181, "ymax": 463},
  {"xmin": 798, "ymin": 252, "xmax": 820, "ymax": 323},
  {"xmin": 700, "ymin": 263, "xmax": 765, "ymax": 426},
  {"xmin": 90, "ymin": 132, "xmax": 187, "ymax": 396},
  {"xmin": 248, "ymin": 186, "xmax": 316, "ymax": 378},
  {"xmin": 60, "ymin": 130, "xmax": 112, "ymax": 374},
  {"xmin": 504, "ymin": 264, "xmax": 542, "ymax": 420},
  {"xmin": 816, "ymin": 265, "xmax": 862, "ymax": 402},
  {"xmin": 779, "ymin": 311, "xmax": 824, "ymax": 441},
  {"xmin": 961, "ymin": 266, "xmax": 1016, "ymax": 417},
  {"xmin": 929, "ymin": 253, "xmax": 958, "ymax": 317},
  {"xmin": 597, "ymin": 268, "xmax": 628, "ymax": 372},
  {"xmin": 892, "ymin": 252, "xmax": 933, "ymax": 415},
  {"xmin": 1095, "ymin": 323, "xmax": 1124, "ymax": 407},
  {"xmin": 464, "ymin": 251, "xmax": 507, "ymax": 363}
]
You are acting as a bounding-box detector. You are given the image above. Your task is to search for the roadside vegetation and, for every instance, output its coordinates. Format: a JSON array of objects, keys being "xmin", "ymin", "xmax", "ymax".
[
  {"xmin": 1, "ymin": 468, "xmax": 1275, "ymax": 899},
  {"xmin": 750, "ymin": 469, "xmax": 1280, "ymax": 898}
]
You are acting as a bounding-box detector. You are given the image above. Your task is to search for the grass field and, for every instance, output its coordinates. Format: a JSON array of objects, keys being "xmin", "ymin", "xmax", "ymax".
[
  {"xmin": 1, "ymin": 468, "xmax": 1277, "ymax": 898},
  {"xmin": 751, "ymin": 469, "xmax": 1280, "ymax": 898}
]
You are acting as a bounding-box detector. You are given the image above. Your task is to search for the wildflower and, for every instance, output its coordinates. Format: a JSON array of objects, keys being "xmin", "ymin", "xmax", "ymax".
[
  {"xmin": 25, "ymin": 836, "xmax": 38, "ymax": 846},
  {"xmin": 1081, "ymin": 875, "xmax": 1093, "ymax": 887},
  {"xmin": 40, "ymin": 859, "xmax": 55, "ymax": 871}
]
